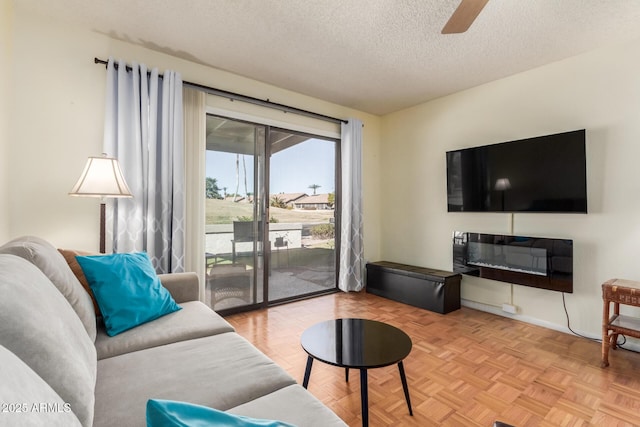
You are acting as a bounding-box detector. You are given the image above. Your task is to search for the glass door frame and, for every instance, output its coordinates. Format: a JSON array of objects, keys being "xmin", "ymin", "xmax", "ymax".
[{"xmin": 208, "ymin": 114, "xmax": 341, "ymax": 316}]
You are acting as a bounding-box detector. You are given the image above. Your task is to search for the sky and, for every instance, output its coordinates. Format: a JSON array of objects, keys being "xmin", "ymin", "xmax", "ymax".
[{"xmin": 206, "ymin": 138, "xmax": 335, "ymax": 196}]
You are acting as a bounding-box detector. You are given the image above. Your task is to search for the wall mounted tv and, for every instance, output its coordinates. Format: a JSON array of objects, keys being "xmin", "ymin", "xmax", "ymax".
[{"xmin": 446, "ymin": 129, "xmax": 587, "ymax": 213}]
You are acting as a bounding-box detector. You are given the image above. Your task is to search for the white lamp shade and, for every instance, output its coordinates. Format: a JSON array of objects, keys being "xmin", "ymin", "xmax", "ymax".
[
  {"xmin": 69, "ymin": 155, "xmax": 133, "ymax": 198},
  {"xmin": 494, "ymin": 178, "xmax": 511, "ymax": 191}
]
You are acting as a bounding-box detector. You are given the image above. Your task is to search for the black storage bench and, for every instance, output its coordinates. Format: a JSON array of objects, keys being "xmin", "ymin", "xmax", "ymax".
[{"xmin": 366, "ymin": 261, "xmax": 462, "ymax": 314}]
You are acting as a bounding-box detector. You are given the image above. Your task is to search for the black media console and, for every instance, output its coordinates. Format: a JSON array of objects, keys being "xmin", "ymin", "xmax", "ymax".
[{"xmin": 366, "ymin": 261, "xmax": 461, "ymax": 314}]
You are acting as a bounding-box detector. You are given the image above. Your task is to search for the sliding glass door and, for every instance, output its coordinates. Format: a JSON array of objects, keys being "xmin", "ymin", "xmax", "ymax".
[
  {"xmin": 205, "ymin": 115, "xmax": 338, "ymax": 314},
  {"xmin": 267, "ymin": 128, "xmax": 337, "ymax": 302}
]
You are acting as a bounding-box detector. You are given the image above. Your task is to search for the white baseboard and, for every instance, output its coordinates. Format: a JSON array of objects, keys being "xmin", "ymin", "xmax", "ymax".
[{"xmin": 460, "ymin": 298, "xmax": 640, "ymax": 353}]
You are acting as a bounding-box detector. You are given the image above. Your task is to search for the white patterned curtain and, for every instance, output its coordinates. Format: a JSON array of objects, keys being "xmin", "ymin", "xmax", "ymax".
[
  {"xmin": 338, "ymin": 118, "xmax": 364, "ymax": 292},
  {"xmin": 103, "ymin": 58, "xmax": 185, "ymax": 273}
]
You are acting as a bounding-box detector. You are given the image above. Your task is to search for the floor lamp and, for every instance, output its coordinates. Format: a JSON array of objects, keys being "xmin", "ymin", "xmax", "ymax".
[
  {"xmin": 69, "ymin": 154, "xmax": 133, "ymax": 253},
  {"xmin": 494, "ymin": 178, "xmax": 511, "ymax": 211}
]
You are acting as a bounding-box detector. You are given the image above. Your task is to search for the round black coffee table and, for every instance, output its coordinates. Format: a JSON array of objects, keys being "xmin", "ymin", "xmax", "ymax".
[{"xmin": 301, "ymin": 318, "xmax": 413, "ymax": 427}]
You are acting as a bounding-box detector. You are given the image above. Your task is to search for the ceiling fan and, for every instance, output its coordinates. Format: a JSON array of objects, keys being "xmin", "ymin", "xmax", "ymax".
[{"xmin": 441, "ymin": 0, "xmax": 489, "ymax": 34}]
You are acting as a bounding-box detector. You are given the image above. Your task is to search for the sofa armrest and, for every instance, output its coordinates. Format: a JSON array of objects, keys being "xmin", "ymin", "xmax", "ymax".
[{"xmin": 158, "ymin": 272, "xmax": 200, "ymax": 303}]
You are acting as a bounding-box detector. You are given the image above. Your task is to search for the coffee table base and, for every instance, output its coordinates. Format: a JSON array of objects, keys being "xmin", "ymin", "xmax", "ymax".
[{"xmin": 302, "ymin": 356, "xmax": 413, "ymax": 427}]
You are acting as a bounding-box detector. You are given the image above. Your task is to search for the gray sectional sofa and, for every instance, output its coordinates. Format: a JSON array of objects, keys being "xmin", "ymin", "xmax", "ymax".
[{"xmin": 0, "ymin": 236, "xmax": 346, "ymax": 427}]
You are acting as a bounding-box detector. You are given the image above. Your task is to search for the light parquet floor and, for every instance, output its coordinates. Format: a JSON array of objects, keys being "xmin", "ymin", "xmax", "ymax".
[{"xmin": 226, "ymin": 292, "xmax": 640, "ymax": 427}]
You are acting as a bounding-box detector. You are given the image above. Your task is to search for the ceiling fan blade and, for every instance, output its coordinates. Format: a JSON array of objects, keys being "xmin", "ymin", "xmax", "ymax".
[{"xmin": 442, "ymin": 0, "xmax": 489, "ymax": 34}]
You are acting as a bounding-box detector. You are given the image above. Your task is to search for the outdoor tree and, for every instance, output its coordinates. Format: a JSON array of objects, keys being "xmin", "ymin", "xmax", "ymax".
[
  {"xmin": 233, "ymin": 154, "xmax": 240, "ymax": 202},
  {"xmin": 327, "ymin": 192, "xmax": 335, "ymax": 207},
  {"xmin": 270, "ymin": 195, "xmax": 287, "ymax": 209},
  {"xmin": 242, "ymin": 155, "xmax": 249, "ymax": 202},
  {"xmin": 308, "ymin": 184, "xmax": 321, "ymax": 195},
  {"xmin": 233, "ymin": 154, "xmax": 250, "ymax": 203},
  {"xmin": 205, "ymin": 177, "xmax": 222, "ymax": 199}
]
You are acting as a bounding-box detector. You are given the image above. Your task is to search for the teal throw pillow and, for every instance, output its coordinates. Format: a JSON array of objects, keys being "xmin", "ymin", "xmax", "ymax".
[
  {"xmin": 146, "ymin": 399, "xmax": 297, "ymax": 427},
  {"xmin": 76, "ymin": 252, "xmax": 181, "ymax": 336}
]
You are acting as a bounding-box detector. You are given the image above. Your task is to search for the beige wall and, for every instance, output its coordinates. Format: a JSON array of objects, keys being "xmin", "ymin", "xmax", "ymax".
[
  {"xmin": 381, "ymin": 38, "xmax": 640, "ymax": 339},
  {"xmin": 0, "ymin": 0, "xmax": 12, "ymax": 241},
  {"xmin": 6, "ymin": 6, "xmax": 382, "ymax": 262}
]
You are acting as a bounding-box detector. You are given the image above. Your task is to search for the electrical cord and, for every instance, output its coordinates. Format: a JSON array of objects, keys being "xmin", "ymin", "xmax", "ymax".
[
  {"xmin": 561, "ymin": 292, "xmax": 600, "ymax": 342},
  {"xmin": 562, "ymin": 292, "xmax": 640, "ymax": 354}
]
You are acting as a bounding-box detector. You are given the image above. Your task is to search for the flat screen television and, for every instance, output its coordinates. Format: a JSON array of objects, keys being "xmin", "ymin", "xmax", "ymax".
[{"xmin": 446, "ymin": 129, "xmax": 587, "ymax": 213}]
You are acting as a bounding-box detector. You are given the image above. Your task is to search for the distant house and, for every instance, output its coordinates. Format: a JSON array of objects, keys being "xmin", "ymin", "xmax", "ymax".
[
  {"xmin": 271, "ymin": 193, "xmax": 307, "ymax": 207},
  {"xmin": 293, "ymin": 194, "xmax": 333, "ymax": 210}
]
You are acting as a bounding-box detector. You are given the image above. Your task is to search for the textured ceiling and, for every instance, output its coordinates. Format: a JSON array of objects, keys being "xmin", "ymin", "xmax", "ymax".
[{"xmin": 13, "ymin": 0, "xmax": 640, "ymax": 115}]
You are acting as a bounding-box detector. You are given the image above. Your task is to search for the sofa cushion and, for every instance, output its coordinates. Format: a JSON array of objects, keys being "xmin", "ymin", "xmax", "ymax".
[
  {"xmin": 0, "ymin": 345, "xmax": 83, "ymax": 427},
  {"xmin": 146, "ymin": 399, "xmax": 297, "ymax": 427},
  {"xmin": 95, "ymin": 301, "xmax": 235, "ymax": 359},
  {"xmin": 94, "ymin": 333, "xmax": 296, "ymax": 427},
  {"xmin": 228, "ymin": 385, "xmax": 347, "ymax": 427},
  {"xmin": 0, "ymin": 236, "xmax": 97, "ymax": 341},
  {"xmin": 76, "ymin": 252, "xmax": 181, "ymax": 336},
  {"xmin": 158, "ymin": 272, "xmax": 200, "ymax": 303},
  {"xmin": 58, "ymin": 248, "xmax": 101, "ymax": 316},
  {"xmin": 0, "ymin": 254, "xmax": 97, "ymax": 427}
]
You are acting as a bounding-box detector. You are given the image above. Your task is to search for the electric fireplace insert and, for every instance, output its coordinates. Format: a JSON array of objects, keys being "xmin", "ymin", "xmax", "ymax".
[{"xmin": 452, "ymin": 232, "xmax": 573, "ymax": 293}]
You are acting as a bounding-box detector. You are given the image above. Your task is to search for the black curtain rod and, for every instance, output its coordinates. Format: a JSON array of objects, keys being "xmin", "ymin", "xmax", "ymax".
[{"xmin": 94, "ymin": 57, "xmax": 348, "ymax": 125}]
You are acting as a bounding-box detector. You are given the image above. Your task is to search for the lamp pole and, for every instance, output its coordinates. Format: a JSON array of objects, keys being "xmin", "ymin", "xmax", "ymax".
[{"xmin": 100, "ymin": 200, "xmax": 106, "ymax": 254}]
